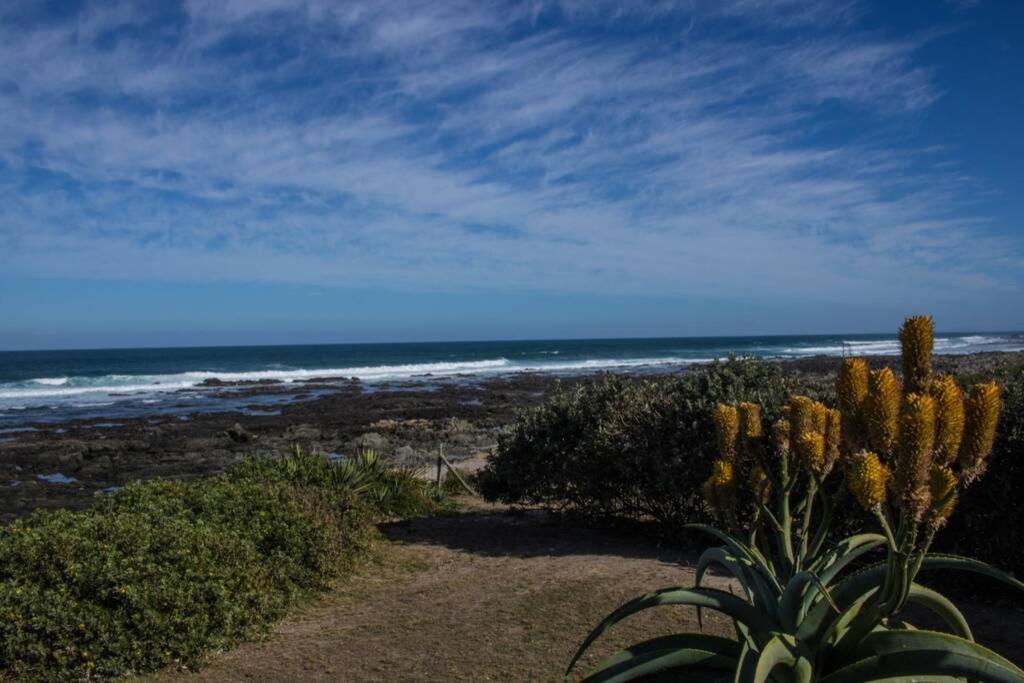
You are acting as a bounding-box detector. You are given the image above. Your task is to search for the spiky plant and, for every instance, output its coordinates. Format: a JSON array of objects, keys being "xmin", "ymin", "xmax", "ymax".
[{"xmin": 567, "ymin": 316, "xmax": 1022, "ymax": 683}]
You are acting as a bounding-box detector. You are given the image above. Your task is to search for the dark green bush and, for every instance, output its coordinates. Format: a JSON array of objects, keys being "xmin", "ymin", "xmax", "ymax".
[
  {"xmin": 936, "ymin": 362, "xmax": 1024, "ymax": 578},
  {"xmin": 0, "ymin": 449, "xmax": 450, "ymax": 680},
  {"xmin": 479, "ymin": 359, "xmax": 810, "ymax": 528},
  {"xmin": 481, "ymin": 357, "xmax": 1024, "ymax": 580}
]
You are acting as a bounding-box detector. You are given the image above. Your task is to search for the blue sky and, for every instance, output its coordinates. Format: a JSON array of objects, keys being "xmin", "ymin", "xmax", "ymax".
[{"xmin": 1, "ymin": 0, "xmax": 1022, "ymax": 350}]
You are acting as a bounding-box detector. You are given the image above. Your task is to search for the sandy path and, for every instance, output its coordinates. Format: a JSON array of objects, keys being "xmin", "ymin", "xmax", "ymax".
[
  {"xmin": 157, "ymin": 500, "xmax": 1024, "ymax": 682},
  {"xmin": 156, "ymin": 501, "xmax": 736, "ymax": 682}
]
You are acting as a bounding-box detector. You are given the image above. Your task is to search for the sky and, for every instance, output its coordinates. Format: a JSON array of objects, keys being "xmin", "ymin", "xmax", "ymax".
[{"xmin": 0, "ymin": 0, "xmax": 1022, "ymax": 350}]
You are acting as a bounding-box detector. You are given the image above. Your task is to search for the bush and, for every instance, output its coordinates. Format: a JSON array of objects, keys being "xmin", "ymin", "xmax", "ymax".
[
  {"xmin": 0, "ymin": 449, "xmax": 451, "ymax": 680},
  {"xmin": 479, "ymin": 359, "xmax": 811, "ymax": 529},
  {"xmin": 936, "ymin": 361, "xmax": 1024, "ymax": 578},
  {"xmin": 481, "ymin": 355, "xmax": 1024, "ymax": 580}
]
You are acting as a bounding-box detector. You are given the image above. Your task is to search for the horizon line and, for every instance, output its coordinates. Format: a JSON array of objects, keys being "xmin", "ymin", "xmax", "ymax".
[{"xmin": 2, "ymin": 329, "xmax": 1021, "ymax": 355}]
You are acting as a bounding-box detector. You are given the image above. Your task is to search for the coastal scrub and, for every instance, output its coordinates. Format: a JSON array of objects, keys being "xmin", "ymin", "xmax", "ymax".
[{"xmin": 0, "ymin": 449, "xmax": 452, "ymax": 681}]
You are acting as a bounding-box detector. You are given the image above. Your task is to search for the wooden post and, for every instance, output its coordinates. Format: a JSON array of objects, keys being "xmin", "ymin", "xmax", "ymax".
[
  {"xmin": 437, "ymin": 446, "xmax": 476, "ymax": 496},
  {"xmin": 436, "ymin": 443, "xmax": 443, "ymax": 486}
]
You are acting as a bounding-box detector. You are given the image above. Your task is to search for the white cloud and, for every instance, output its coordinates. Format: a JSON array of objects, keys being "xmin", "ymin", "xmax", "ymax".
[{"xmin": 0, "ymin": 0, "xmax": 1019, "ymax": 314}]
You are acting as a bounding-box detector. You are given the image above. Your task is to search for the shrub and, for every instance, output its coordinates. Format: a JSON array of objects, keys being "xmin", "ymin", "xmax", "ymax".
[
  {"xmin": 0, "ymin": 448, "xmax": 450, "ymax": 680},
  {"xmin": 568, "ymin": 316, "xmax": 1024, "ymax": 682},
  {"xmin": 937, "ymin": 361, "xmax": 1024, "ymax": 579},
  {"xmin": 479, "ymin": 358, "xmax": 812, "ymax": 529}
]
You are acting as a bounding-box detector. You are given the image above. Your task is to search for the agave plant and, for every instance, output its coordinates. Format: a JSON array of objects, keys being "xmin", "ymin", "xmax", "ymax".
[{"xmin": 568, "ymin": 316, "xmax": 1024, "ymax": 682}]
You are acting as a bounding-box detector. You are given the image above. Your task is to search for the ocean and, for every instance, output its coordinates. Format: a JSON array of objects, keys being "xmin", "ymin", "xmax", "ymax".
[{"xmin": 1, "ymin": 332, "xmax": 1022, "ymax": 428}]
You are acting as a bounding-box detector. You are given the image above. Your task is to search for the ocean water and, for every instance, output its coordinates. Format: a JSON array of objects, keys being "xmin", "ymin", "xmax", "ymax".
[{"xmin": 0, "ymin": 333, "xmax": 1021, "ymax": 427}]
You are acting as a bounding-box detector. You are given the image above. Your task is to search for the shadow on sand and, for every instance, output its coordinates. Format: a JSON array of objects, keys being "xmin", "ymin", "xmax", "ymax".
[{"xmin": 379, "ymin": 504, "xmax": 701, "ymax": 564}]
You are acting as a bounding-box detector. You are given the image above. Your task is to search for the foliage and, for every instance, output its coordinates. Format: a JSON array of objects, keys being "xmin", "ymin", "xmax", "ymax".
[
  {"xmin": 0, "ymin": 448, "xmax": 451, "ymax": 681},
  {"xmin": 568, "ymin": 316, "xmax": 1024, "ymax": 682},
  {"xmin": 938, "ymin": 360, "xmax": 1024, "ymax": 579},
  {"xmin": 479, "ymin": 358, "xmax": 808, "ymax": 527}
]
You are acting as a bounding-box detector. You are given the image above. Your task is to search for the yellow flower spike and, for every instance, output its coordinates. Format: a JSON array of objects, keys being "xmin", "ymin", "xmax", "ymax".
[
  {"xmin": 712, "ymin": 404, "xmax": 740, "ymax": 463},
  {"xmin": 772, "ymin": 417, "xmax": 790, "ymax": 456},
  {"xmin": 824, "ymin": 408, "xmax": 842, "ymax": 471},
  {"xmin": 812, "ymin": 401, "xmax": 827, "ymax": 435},
  {"xmin": 837, "ymin": 358, "xmax": 870, "ymax": 448},
  {"xmin": 703, "ymin": 459, "xmax": 737, "ymax": 514},
  {"xmin": 959, "ymin": 381, "xmax": 1003, "ymax": 484},
  {"xmin": 749, "ymin": 463, "xmax": 771, "ymax": 503},
  {"xmin": 895, "ymin": 393, "xmax": 936, "ymax": 521},
  {"xmin": 737, "ymin": 401, "xmax": 762, "ymax": 440},
  {"xmin": 927, "ymin": 465, "xmax": 958, "ymax": 530},
  {"xmin": 899, "ymin": 315, "xmax": 934, "ymax": 395},
  {"xmin": 846, "ymin": 450, "xmax": 890, "ymax": 511},
  {"xmin": 930, "ymin": 374, "xmax": 965, "ymax": 466},
  {"xmin": 796, "ymin": 432, "xmax": 826, "ymax": 476},
  {"xmin": 866, "ymin": 368, "xmax": 901, "ymax": 458},
  {"xmin": 788, "ymin": 395, "xmax": 816, "ymax": 446}
]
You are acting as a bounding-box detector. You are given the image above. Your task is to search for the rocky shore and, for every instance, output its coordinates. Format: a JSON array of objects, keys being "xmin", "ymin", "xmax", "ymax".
[{"xmin": 1, "ymin": 351, "xmax": 1020, "ymax": 522}]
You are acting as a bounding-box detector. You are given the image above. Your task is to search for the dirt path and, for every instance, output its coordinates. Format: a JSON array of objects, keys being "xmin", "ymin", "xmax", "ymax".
[{"xmin": 158, "ymin": 500, "xmax": 1024, "ymax": 682}]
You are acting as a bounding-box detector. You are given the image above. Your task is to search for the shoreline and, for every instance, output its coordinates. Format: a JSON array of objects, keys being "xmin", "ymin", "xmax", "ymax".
[{"xmin": 1, "ymin": 350, "xmax": 1021, "ymax": 522}]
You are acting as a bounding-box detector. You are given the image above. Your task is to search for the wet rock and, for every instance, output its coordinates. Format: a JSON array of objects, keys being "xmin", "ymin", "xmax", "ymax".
[
  {"xmin": 226, "ymin": 423, "xmax": 256, "ymax": 443},
  {"xmin": 284, "ymin": 424, "xmax": 322, "ymax": 442},
  {"xmin": 80, "ymin": 455, "xmax": 112, "ymax": 478}
]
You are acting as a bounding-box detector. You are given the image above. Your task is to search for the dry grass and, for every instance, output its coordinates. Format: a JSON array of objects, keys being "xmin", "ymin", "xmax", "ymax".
[{"xmin": 154, "ymin": 498, "xmax": 1024, "ymax": 682}]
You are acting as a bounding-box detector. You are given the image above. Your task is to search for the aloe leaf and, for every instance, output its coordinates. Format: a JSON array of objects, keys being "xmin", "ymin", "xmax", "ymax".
[
  {"xmin": 853, "ymin": 630, "xmax": 1024, "ymax": 677},
  {"xmin": 822, "ymin": 630, "xmax": 1024, "ymax": 683},
  {"xmin": 798, "ymin": 564, "xmax": 885, "ymax": 646},
  {"xmin": 810, "ymin": 534, "xmax": 887, "ymax": 580},
  {"xmin": 820, "ymin": 651, "xmax": 1024, "ymax": 683},
  {"xmin": 904, "ymin": 584, "xmax": 972, "ymax": 641},
  {"xmin": 696, "ymin": 547, "xmax": 777, "ymax": 616},
  {"xmin": 916, "ymin": 554, "xmax": 1024, "ymax": 593},
  {"xmin": 778, "ymin": 572, "xmax": 817, "ymax": 632},
  {"xmin": 696, "ymin": 548, "xmax": 750, "ymax": 603},
  {"xmin": 579, "ymin": 634, "xmax": 738, "ymax": 683},
  {"xmin": 801, "ymin": 551, "xmax": 1024, "ymax": 648},
  {"xmin": 802, "ymin": 537, "xmax": 886, "ymax": 619},
  {"xmin": 566, "ymin": 586, "xmax": 778, "ymax": 675},
  {"xmin": 751, "ymin": 636, "xmax": 800, "ymax": 683},
  {"xmin": 685, "ymin": 523, "xmax": 782, "ymax": 594}
]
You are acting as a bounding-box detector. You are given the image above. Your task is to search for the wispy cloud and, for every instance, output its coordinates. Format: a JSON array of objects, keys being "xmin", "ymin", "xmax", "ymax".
[{"xmin": 0, "ymin": 0, "xmax": 1019, "ymax": 312}]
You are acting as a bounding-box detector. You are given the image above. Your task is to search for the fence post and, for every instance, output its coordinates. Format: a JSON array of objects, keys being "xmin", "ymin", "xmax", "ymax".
[{"xmin": 436, "ymin": 443, "xmax": 443, "ymax": 486}]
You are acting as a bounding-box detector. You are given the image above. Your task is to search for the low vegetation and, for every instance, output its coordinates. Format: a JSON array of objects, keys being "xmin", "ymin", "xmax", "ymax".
[
  {"xmin": 479, "ymin": 358, "xmax": 816, "ymax": 529},
  {"xmin": 569, "ymin": 316, "xmax": 1024, "ymax": 681},
  {"xmin": 0, "ymin": 449, "xmax": 453, "ymax": 681},
  {"xmin": 482, "ymin": 350, "xmax": 1024, "ymax": 580}
]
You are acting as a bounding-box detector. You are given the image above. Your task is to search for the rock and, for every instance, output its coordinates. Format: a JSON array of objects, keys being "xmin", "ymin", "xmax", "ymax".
[
  {"xmin": 58, "ymin": 451, "xmax": 84, "ymax": 472},
  {"xmin": 225, "ymin": 423, "xmax": 256, "ymax": 443},
  {"xmin": 350, "ymin": 432, "xmax": 389, "ymax": 452},
  {"xmin": 284, "ymin": 424, "xmax": 322, "ymax": 442},
  {"xmin": 80, "ymin": 455, "xmax": 112, "ymax": 478}
]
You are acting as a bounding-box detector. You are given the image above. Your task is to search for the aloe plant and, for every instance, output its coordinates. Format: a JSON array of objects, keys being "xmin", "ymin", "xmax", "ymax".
[{"xmin": 568, "ymin": 316, "xmax": 1024, "ymax": 682}]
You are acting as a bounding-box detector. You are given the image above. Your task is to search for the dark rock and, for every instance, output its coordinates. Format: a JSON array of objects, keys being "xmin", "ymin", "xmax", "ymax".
[
  {"xmin": 80, "ymin": 455, "xmax": 112, "ymax": 478},
  {"xmin": 226, "ymin": 423, "xmax": 257, "ymax": 443}
]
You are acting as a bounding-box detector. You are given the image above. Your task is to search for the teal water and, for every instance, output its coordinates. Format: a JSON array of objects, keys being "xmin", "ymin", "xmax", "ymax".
[{"xmin": 0, "ymin": 333, "xmax": 1021, "ymax": 426}]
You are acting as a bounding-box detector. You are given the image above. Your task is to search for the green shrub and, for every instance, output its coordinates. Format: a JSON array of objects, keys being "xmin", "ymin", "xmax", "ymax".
[
  {"xmin": 0, "ymin": 448, "xmax": 450, "ymax": 680},
  {"xmin": 479, "ymin": 359, "xmax": 810, "ymax": 528}
]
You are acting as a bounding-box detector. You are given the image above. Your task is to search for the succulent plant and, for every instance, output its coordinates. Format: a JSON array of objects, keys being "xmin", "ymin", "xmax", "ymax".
[{"xmin": 567, "ymin": 316, "xmax": 1022, "ymax": 683}]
